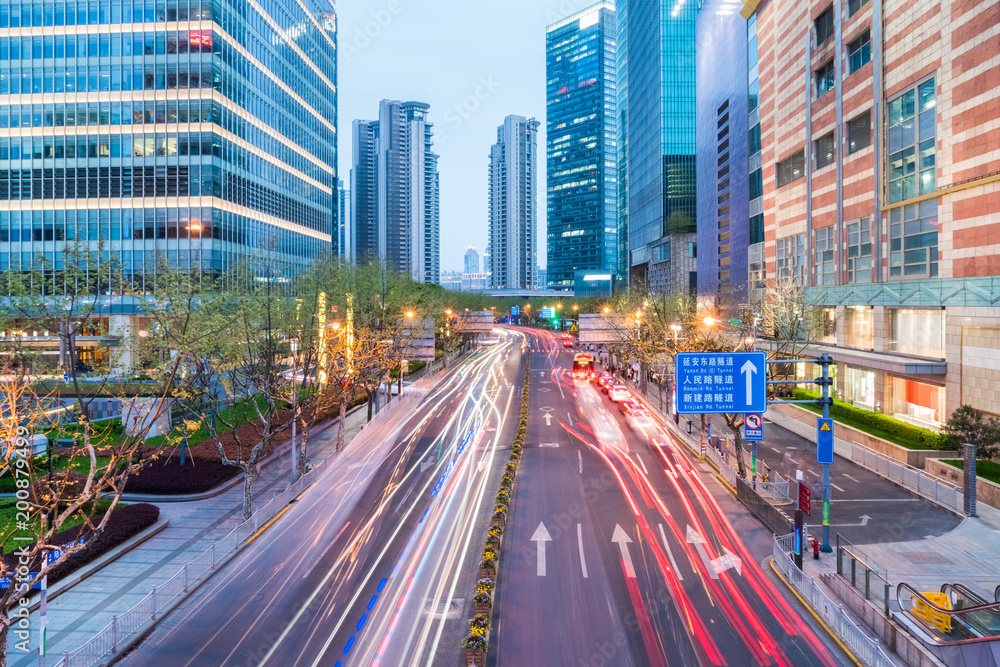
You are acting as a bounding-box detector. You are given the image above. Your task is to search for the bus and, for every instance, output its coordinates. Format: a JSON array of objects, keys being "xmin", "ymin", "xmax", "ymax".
[{"xmin": 572, "ymin": 353, "xmax": 595, "ymax": 382}]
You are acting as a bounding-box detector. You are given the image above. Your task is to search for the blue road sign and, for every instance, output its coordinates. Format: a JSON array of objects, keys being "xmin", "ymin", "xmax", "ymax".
[
  {"xmin": 817, "ymin": 418, "xmax": 834, "ymax": 464},
  {"xmin": 511, "ymin": 306, "xmax": 520, "ymax": 316},
  {"xmin": 744, "ymin": 413, "xmax": 763, "ymax": 442},
  {"xmin": 675, "ymin": 352, "xmax": 767, "ymax": 414}
]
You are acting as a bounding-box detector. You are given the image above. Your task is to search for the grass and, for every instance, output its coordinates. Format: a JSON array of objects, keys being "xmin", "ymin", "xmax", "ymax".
[
  {"xmin": 0, "ymin": 455, "xmax": 115, "ymax": 493},
  {"xmin": 791, "ymin": 400, "xmax": 931, "ymax": 450},
  {"xmin": 941, "ymin": 459, "xmax": 1000, "ymax": 486},
  {"xmin": 0, "ymin": 498, "xmax": 118, "ymax": 554}
]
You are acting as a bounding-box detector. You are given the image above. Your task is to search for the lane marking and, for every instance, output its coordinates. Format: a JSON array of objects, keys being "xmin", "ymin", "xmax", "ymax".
[
  {"xmin": 658, "ymin": 523, "xmax": 683, "ymax": 581},
  {"xmin": 305, "ymin": 521, "xmax": 353, "ymax": 578},
  {"xmin": 843, "ymin": 474, "xmax": 862, "ymax": 483},
  {"xmin": 807, "ymin": 469, "xmax": 820, "ymax": 477},
  {"xmin": 577, "ymin": 523, "xmax": 589, "ymax": 578},
  {"xmin": 634, "ymin": 453, "xmax": 649, "ymax": 475},
  {"xmin": 578, "ymin": 450, "xmax": 583, "ymax": 474},
  {"xmin": 539, "ymin": 443, "xmax": 559, "ymax": 448},
  {"xmin": 831, "ymin": 483, "xmax": 846, "ymax": 493}
]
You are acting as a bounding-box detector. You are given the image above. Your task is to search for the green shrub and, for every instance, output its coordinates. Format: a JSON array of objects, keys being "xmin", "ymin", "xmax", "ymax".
[{"xmin": 792, "ymin": 389, "xmax": 950, "ymax": 449}]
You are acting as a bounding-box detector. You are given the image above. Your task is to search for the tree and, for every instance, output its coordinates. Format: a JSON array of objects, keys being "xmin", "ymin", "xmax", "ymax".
[{"xmin": 943, "ymin": 405, "xmax": 1000, "ymax": 462}]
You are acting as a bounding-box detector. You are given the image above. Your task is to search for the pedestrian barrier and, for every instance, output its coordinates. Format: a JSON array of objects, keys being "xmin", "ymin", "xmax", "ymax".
[
  {"xmin": 773, "ymin": 534, "xmax": 896, "ymax": 667},
  {"xmin": 850, "ymin": 442, "xmax": 961, "ymax": 512},
  {"xmin": 836, "ymin": 534, "xmax": 891, "ymax": 615}
]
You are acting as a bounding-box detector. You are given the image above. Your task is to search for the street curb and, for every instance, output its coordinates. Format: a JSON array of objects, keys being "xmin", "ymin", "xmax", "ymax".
[
  {"xmin": 768, "ymin": 557, "xmax": 865, "ymax": 667},
  {"xmin": 27, "ymin": 517, "xmax": 170, "ymax": 612}
]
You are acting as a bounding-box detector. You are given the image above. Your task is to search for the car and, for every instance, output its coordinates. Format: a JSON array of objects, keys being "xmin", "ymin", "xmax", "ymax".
[
  {"xmin": 619, "ymin": 399, "xmax": 642, "ymax": 416},
  {"xmin": 627, "ymin": 408, "xmax": 656, "ymax": 432},
  {"xmin": 608, "ymin": 385, "xmax": 630, "ymax": 402},
  {"xmin": 597, "ymin": 373, "xmax": 614, "ymax": 391},
  {"xmin": 562, "ymin": 336, "xmax": 574, "ymax": 348}
]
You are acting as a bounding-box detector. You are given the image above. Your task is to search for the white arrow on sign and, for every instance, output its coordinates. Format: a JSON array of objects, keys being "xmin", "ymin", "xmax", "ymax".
[
  {"xmin": 686, "ymin": 525, "xmax": 718, "ymax": 579},
  {"xmin": 612, "ymin": 524, "xmax": 636, "ymax": 578},
  {"xmin": 532, "ymin": 522, "xmax": 552, "ymax": 576},
  {"xmin": 741, "ymin": 359, "xmax": 758, "ymax": 406},
  {"xmin": 543, "ymin": 413, "xmax": 553, "ymax": 426},
  {"xmin": 710, "ymin": 546, "xmax": 743, "ymax": 577}
]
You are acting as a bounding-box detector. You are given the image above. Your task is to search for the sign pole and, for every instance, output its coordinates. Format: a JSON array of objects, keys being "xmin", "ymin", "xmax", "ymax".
[
  {"xmin": 819, "ymin": 354, "xmax": 833, "ymax": 553},
  {"xmin": 752, "ymin": 441, "xmax": 757, "ymax": 490}
]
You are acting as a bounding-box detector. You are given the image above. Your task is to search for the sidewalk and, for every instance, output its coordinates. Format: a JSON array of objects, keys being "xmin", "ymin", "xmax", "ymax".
[{"xmin": 4, "ymin": 354, "xmax": 460, "ymax": 666}]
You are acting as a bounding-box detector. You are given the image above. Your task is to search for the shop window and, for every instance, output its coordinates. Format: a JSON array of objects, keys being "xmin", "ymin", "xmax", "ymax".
[
  {"xmin": 844, "ymin": 366, "xmax": 876, "ymax": 411},
  {"xmin": 890, "ymin": 309, "xmax": 944, "ymax": 358},
  {"xmin": 819, "ymin": 308, "xmax": 837, "ymax": 344},
  {"xmin": 845, "ymin": 306, "xmax": 873, "ymax": 349},
  {"xmin": 888, "ymin": 376, "xmax": 945, "ymax": 429}
]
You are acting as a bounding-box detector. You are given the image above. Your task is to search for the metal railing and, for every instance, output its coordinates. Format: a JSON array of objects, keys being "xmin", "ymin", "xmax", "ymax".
[
  {"xmin": 850, "ymin": 441, "xmax": 961, "ymax": 512},
  {"xmin": 837, "ymin": 534, "xmax": 891, "ymax": 615},
  {"xmin": 773, "ymin": 534, "xmax": 896, "ymax": 667}
]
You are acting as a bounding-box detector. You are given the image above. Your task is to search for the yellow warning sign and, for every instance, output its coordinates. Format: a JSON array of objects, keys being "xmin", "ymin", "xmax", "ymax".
[{"xmin": 819, "ymin": 421, "xmax": 832, "ymax": 431}]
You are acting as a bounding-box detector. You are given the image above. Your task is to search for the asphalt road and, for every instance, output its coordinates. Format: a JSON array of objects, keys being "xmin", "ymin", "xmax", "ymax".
[
  {"xmin": 490, "ymin": 330, "xmax": 853, "ymax": 667},
  {"xmin": 121, "ymin": 331, "xmax": 525, "ymax": 667}
]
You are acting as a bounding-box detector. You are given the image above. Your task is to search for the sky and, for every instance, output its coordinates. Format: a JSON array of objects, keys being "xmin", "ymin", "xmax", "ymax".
[{"xmin": 337, "ymin": 0, "xmax": 599, "ymax": 273}]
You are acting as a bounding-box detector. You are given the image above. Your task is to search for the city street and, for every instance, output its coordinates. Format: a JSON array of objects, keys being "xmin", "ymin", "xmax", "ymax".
[
  {"xmin": 120, "ymin": 331, "xmax": 524, "ymax": 667},
  {"xmin": 489, "ymin": 329, "xmax": 852, "ymax": 667}
]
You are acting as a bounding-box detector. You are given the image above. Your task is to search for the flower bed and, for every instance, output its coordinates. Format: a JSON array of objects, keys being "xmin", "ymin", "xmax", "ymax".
[{"xmin": 460, "ymin": 346, "xmax": 530, "ymax": 662}]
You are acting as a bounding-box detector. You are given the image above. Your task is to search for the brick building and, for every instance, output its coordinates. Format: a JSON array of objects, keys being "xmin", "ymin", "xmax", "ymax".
[{"xmin": 739, "ymin": 0, "xmax": 1000, "ymax": 427}]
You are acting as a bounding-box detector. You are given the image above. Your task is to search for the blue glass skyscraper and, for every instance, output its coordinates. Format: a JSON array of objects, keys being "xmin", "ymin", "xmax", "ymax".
[
  {"xmin": 545, "ymin": 2, "xmax": 616, "ymax": 294},
  {"xmin": 619, "ymin": 0, "xmax": 697, "ymax": 293},
  {"xmin": 0, "ymin": 0, "xmax": 337, "ymax": 288}
]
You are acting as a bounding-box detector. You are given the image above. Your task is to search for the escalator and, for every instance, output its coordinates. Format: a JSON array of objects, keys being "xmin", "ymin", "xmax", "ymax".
[{"xmin": 896, "ymin": 582, "xmax": 1000, "ymax": 667}]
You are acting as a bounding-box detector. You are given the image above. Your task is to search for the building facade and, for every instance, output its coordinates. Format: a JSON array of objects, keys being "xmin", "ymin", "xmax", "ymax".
[
  {"xmin": 0, "ymin": 0, "xmax": 338, "ymax": 287},
  {"xmin": 619, "ymin": 0, "xmax": 698, "ymax": 294},
  {"xmin": 744, "ymin": 0, "xmax": 1000, "ymax": 427},
  {"xmin": 337, "ymin": 181, "xmax": 351, "ymax": 263},
  {"xmin": 545, "ymin": 2, "xmax": 617, "ymax": 293},
  {"xmin": 464, "ymin": 245, "xmax": 480, "ymax": 274},
  {"xmin": 696, "ymin": 0, "xmax": 752, "ymax": 299},
  {"xmin": 352, "ymin": 99, "xmax": 440, "ymax": 284},
  {"xmin": 488, "ymin": 115, "xmax": 540, "ymax": 290}
]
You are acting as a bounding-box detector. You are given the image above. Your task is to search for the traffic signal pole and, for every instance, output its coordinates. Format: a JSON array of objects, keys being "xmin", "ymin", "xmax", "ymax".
[{"xmin": 818, "ymin": 353, "xmax": 834, "ymax": 553}]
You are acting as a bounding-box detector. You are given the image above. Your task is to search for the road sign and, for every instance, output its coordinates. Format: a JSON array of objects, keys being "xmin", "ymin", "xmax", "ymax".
[
  {"xmin": 744, "ymin": 413, "xmax": 763, "ymax": 442},
  {"xmin": 511, "ymin": 306, "xmax": 520, "ymax": 316},
  {"xmin": 798, "ymin": 481, "xmax": 812, "ymax": 515},
  {"xmin": 817, "ymin": 418, "xmax": 834, "ymax": 464},
  {"xmin": 675, "ymin": 352, "xmax": 767, "ymax": 414},
  {"xmin": 540, "ymin": 307, "xmax": 555, "ymax": 319}
]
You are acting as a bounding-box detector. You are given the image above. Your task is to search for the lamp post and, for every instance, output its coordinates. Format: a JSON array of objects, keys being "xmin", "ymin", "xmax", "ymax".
[{"xmin": 401, "ymin": 311, "xmax": 414, "ymax": 398}]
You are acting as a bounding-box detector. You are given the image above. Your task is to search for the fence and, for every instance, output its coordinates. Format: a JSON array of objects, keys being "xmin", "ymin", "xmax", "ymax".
[
  {"xmin": 773, "ymin": 534, "xmax": 896, "ymax": 667},
  {"xmin": 737, "ymin": 476, "xmax": 793, "ymax": 535},
  {"xmin": 837, "ymin": 534, "xmax": 891, "ymax": 615},
  {"xmin": 850, "ymin": 441, "xmax": 961, "ymax": 512}
]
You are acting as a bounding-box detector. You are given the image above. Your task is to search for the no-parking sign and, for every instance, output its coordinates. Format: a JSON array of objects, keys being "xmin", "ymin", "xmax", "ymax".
[{"xmin": 744, "ymin": 413, "xmax": 763, "ymax": 442}]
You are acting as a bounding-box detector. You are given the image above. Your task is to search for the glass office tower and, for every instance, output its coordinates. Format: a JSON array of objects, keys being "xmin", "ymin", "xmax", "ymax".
[
  {"xmin": 621, "ymin": 0, "xmax": 697, "ymax": 293},
  {"xmin": 0, "ymin": 0, "xmax": 337, "ymax": 289},
  {"xmin": 545, "ymin": 2, "xmax": 616, "ymax": 293}
]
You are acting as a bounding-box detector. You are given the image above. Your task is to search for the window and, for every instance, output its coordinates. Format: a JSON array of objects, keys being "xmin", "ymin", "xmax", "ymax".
[
  {"xmin": 652, "ymin": 242, "xmax": 670, "ymax": 264},
  {"xmin": 888, "ymin": 376, "xmax": 944, "ymax": 428},
  {"xmin": 776, "ymin": 151, "xmax": 804, "ymax": 187},
  {"xmin": 847, "ymin": 112, "xmax": 871, "ymax": 153},
  {"xmin": 844, "ymin": 366, "xmax": 876, "ymax": 411},
  {"xmin": 846, "ymin": 218, "xmax": 872, "ymax": 283},
  {"xmin": 815, "ymin": 6, "xmax": 834, "ymax": 45},
  {"xmin": 890, "ymin": 199, "xmax": 938, "ymax": 278},
  {"xmin": 749, "ymin": 242, "xmax": 766, "ymax": 289},
  {"xmin": 888, "ymin": 78, "xmax": 935, "ymax": 203},
  {"xmin": 815, "ymin": 60, "xmax": 835, "ymax": 97},
  {"xmin": 848, "ymin": 0, "xmax": 871, "ymax": 18},
  {"xmin": 815, "ymin": 226, "xmax": 835, "ymax": 285},
  {"xmin": 815, "ymin": 132, "xmax": 835, "ymax": 169},
  {"xmin": 689, "ymin": 242, "xmax": 697, "ymax": 258},
  {"xmin": 845, "ymin": 306, "xmax": 873, "ymax": 349},
  {"xmin": 890, "ymin": 309, "xmax": 944, "ymax": 358},
  {"xmin": 819, "ymin": 308, "xmax": 837, "ymax": 344},
  {"xmin": 776, "ymin": 234, "xmax": 806, "ymax": 284},
  {"xmin": 848, "ymin": 30, "xmax": 871, "ymax": 74},
  {"xmin": 749, "ymin": 169, "xmax": 763, "ymax": 199}
]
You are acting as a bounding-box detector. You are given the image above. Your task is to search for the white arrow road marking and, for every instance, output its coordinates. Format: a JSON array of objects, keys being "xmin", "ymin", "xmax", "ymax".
[
  {"xmin": 540, "ymin": 406, "xmax": 554, "ymax": 412},
  {"xmin": 710, "ymin": 546, "xmax": 743, "ymax": 577},
  {"xmin": 612, "ymin": 524, "xmax": 636, "ymax": 578},
  {"xmin": 686, "ymin": 525, "xmax": 718, "ymax": 579},
  {"xmin": 825, "ymin": 516, "xmax": 873, "ymax": 528},
  {"xmin": 539, "ymin": 443, "xmax": 560, "ymax": 448},
  {"xmin": 578, "ymin": 450, "xmax": 583, "ymax": 474},
  {"xmin": 658, "ymin": 524, "xmax": 683, "ymax": 581},
  {"xmin": 420, "ymin": 460, "xmax": 435, "ymax": 473},
  {"xmin": 532, "ymin": 522, "xmax": 552, "ymax": 576},
  {"xmin": 539, "ymin": 388, "xmax": 551, "ymax": 392},
  {"xmin": 577, "ymin": 524, "xmax": 589, "ymax": 578},
  {"xmin": 741, "ymin": 359, "xmax": 758, "ymax": 406},
  {"xmin": 634, "ymin": 453, "xmax": 649, "ymax": 475},
  {"xmin": 543, "ymin": 413, "xmax": 553, "ymax": 426},
  {"xmin": 542, "ymin": 380, "xmax": 552, "ymax": 384},
  {"xmin": 861, "ymin": 515, "xmax": 871, "ymax": 526}
]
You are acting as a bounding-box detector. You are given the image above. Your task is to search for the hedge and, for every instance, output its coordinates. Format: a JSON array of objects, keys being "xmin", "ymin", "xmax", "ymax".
[
  {"xmin": 792, "ymin": 388, "xmax": 949, "ymax": 450},
  {"xmin": 124, "ymin": 459, "xmax": 240, "ymax": 495}
]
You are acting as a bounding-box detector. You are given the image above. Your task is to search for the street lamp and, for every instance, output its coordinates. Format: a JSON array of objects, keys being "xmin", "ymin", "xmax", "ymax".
[
  {"xmin": 704, "ymin": 317, "xmax": 718, "ymax": 327},
  {"xmin": 603, "ymin": 306, "xmax": 610, "ymax": 314}
]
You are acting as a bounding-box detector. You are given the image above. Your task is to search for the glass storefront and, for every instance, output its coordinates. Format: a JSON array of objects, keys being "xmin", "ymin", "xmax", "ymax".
[
  {"xmin": 843, "ymin": 366, "xmax": 877, "ymax": 411},
  {"xmin": 844, "ymin": 306, "xmax": 873, "ymax": 349},
  {"xmin": 890, "ymin": 308, "xmax": 944, "ymax": 358},
  {"xmin": 819, "ymin": 307, "xmax": 836, "ymax": 344},
  {"xmin": 888, "ymin": 376, "xmax": 945, "ymax": 430}
]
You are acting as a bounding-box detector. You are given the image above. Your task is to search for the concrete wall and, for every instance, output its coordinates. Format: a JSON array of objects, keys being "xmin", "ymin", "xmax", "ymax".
[
  {"xmin": 924, "ymin": 458, "xmax": 1000, "ymax": 511},
  {"xmin": 769, "ymin": 402, "xmax": 957, "ymax": 467}
]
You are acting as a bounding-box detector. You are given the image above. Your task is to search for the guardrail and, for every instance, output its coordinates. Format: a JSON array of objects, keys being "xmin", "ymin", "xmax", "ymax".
[
  {"xmin": 849, "ymin": 441, "xmax": 961, "ymax": 512},
  {"xmin": 773, "ymin": 534, "xmax": 896, "ymax": 667},
  {"xmin": 837, "ymin": 534, "xmax": 891, "ymax": 615}
]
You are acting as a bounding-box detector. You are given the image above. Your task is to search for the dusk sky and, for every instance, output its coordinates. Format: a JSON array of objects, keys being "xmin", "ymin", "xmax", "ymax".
[{"xmin": 337, "ymin": 0, "xmax": 596, "ymax": 273}]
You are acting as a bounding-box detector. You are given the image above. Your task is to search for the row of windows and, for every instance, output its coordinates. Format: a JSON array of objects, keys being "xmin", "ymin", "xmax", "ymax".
[
  {"xmin": 0, "ymin": 0, "xmax": 212, "ymax": 28},
  {"xmin": 814, "ymin": 30, "xmax": 872, "ymax": 99},
  {"xmin": 777, "ymin": 110, "xmax": 873, "ymax": 185},
  {"xmin": 814, "ymin": 0, "xmax": 870, "ymax": 48},
  {"xmin": 0, "ymin": 30, "xmax": 214, "ymax": 61},
  {"xmin": 1, "ymin": 99, "xmax": 331, "ymax": 186},
  {"xmin": 0, "ymin": 62, "xmax": 215, "ymax": 94}
]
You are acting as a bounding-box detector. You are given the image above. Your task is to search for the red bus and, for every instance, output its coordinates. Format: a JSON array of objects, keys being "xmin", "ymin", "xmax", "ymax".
[{"xmin": 572, "ymin": 353, "xmax": 595, "ymax": 381}]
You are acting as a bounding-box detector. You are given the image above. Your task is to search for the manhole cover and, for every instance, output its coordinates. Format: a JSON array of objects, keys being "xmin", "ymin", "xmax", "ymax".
[{"xmin": 423, "ymin": 598, "xmax": 462, "ymax": 618}]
